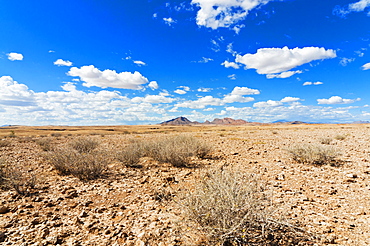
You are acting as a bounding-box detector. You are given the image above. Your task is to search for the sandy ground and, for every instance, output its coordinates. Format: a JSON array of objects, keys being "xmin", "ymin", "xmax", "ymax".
[{"xmin": 0, "ymin": 124, "xmax": 370, "ymax": 245}]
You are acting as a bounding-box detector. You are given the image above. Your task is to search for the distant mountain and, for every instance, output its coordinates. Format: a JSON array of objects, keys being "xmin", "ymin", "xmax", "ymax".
[
  {"xmin": 352, "ymin": 121, "xmax": 370, "ymax": 124},
  {"xmin": 161, "ymin": 117, "xmax": 249, "ymax": 125},
  {"xmin": 205, "ymin": 117, "xmax": 249, "ymax": 125},
  {"xmin": 160, "ymin": 117, "xmax": 194, "ymax": 125}
]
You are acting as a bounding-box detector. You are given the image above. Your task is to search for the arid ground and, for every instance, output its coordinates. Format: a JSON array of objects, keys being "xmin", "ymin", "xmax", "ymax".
[{"xmin": 1, "ymin": 124, "xmax": 370, "ymax": 245}]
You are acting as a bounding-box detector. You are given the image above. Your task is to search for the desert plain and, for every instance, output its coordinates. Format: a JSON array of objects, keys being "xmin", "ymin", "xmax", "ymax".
[{"xmin": 0, "ymin": 123, "xmax": 370, "ymax": 245}]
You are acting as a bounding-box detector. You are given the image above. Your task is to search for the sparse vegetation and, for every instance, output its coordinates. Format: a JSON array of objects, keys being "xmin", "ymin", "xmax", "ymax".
[
  {"xmin": 35, "ymin": 138, "xmax": 54, "ymax": 151},
  {"xmin": 0, "ymin": 140, "xmax": 11, "ymax": 148},
  {"xmin": 288, "ymin": 143, "xmax": 341, "ymax": 165},
  {"xmin": 0, "ymin": 158, "xmax": 36, "ymax": 195},
  {"xmin": 334, "ymin": 134, "xmax": 346, "ymax": 140},
  {"xmin": 117, "ymin": 135, "xmax": 213, "ymax": 167},
  {"xmin": 180, "ymin": 169, "xmax": 311, "ymax": 245},
  {"xmin": 46, "ymin": 147, "xmax": 108, "ymax": 180},
  {"xmin": 69, "ymin": 137, "xmax": 100, "ymax": 153},
  {"xmin": 319, "ymin": 137, "xmax": 333, "ymax": 145}
]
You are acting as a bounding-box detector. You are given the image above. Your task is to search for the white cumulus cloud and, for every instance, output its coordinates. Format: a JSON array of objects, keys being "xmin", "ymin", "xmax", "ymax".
[
  {"xmin": 303, "ymin": 81, "xmax": 323, "ymax": 86},
  {"xmin": 174, "ymin": 89, "xmax": 187, "ymax": 95},
  {"xmin": 221, "ymin": 60, "xmax": 240, "ymax": 69},
  {"xmin": 280, "ymin": 97, "xmax": 301, "ymax": 103},
  {"xmin": 148, "ymin": 81, "xmax": 159, "ymax": 90},
  {"xmin": 362, "ymin": 62, "xmax": 370, "ymax": 70},
  {"xmin": 253, "ymin": 100, "xmax": 283, "ymax": 108},
  {"xmin": 230, "ymin": 86, "xmax": 260, "ymax": 95},
  {"xmin": 317, "ymin": 96, "xmax": 360, "ymax": 105},
  {"xmin": 133, "ymin": 60, "xmax": 146, "ymax": 66},
  {"xmin": 7, "ymin": 52, "xmax": 23, "ymax": 61},
  {"xmin": 163, "ymin": 17, "xmax": 176, "ymax": 26},
  {"xmin": 234, "ymin": 46, "xmax": 336, "ymax": 76},
  {"xmin": 54, "ymin": 59, "xmax": 73, "ymax": 67},
  {"xmin": 266, "ymin": 70, "xmax": 302, "ymax": 79},
  {"xmin": 349, "ymin": 0, "xmax": 370, "ymax": 12},
  {"xmin": 191, "ymin": 0, "xmax": 271, "ymax": 29},
  {"xmin": 67, "ymin": 65, "xmax": 150, "ymax": 90}
]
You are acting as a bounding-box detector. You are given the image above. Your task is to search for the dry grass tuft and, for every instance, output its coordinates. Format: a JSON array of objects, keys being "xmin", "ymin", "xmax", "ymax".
[
  {"xmin": 319, "ymin": 137, "xmax": 333, "ymax": 145},
  {"xmin": 45, "ymin": 147, "xmax": 108, "ymax": 180},
  {"xmin": 69, "ymin": 137, "xmax": 100, "ymax": 153},
  {"xmin": 117, "ymin": 135, "xmax": 213, "ymax": 167},
  {"xmin": 35, "ymin": 138, "xmax": 54, "ymax": 151},
  {"xmin": 180, "ymin": 169, "xmax": 313, "ymax": 245},
  {"xmin": 288, "ymin": 143, "xmax": 341, "ymax": 166},
  {"xmin": 0, "ymin": 158, "xmax": 37, "ymax": 195},
  {"xmin": 0, "ymin": 140, "xmax": 11, "ymax": 148}
]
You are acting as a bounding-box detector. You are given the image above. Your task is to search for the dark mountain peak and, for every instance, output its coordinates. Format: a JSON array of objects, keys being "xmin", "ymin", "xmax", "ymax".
[{"xmin": 160, "ymin": 116, "xmax": 194, "ymax": 125}]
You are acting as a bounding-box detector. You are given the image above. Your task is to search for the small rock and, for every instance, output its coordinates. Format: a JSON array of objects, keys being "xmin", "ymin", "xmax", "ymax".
[
  {"xmin": 0, "ymin": 231, "xmax": 6, "ymax": 242},
  {"xmin": 79, "ymin": 211, "xmax": 88, "ymax": 218},
  {"xmin": 0, "ymin": 206, "xmax": 9, "ymax": 214}
]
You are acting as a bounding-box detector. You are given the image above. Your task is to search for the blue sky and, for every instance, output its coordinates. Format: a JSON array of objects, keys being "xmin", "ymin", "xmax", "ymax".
[{"xmin": 0, "ymin": 0, "xmax": 369, "ymax": 125}]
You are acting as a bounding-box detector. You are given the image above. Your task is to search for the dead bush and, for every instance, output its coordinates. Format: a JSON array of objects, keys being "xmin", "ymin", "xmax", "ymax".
[
  {"xmin": 69, "ymin": 137, "xmax": 100, "ymax": 153},
  {"xmin": 150, "ymin": 135, "xmax": 212, "ymax": 167},
  {"xmin": 117, "ymin": 135, "xmax": 213, "ymax": 168},
  {"xmin": 45, "ymin": 147, "xmax": 108, "ymax": 180},
  {"xmin": 35, "ymin": 138, "xmax": 54, "ymax": 151},
  {"xmin": 180, "ymin": 169, "xmax": 312, "ymax": 245},
  {"xmin": 0, "ymin": 158, "xmax": 36, "ymax": 195},
  {"xmin": 334, "ymin": 134, "xmax": 346, "ymax": 140},
  {"xmin": 0, "ymin": 140, "xmax": 11, "ymax": 148},
  {"xmin": 116, "ymin": 139, "xmax": 146, "ymax": 167},
  {"xmin": 288, "ymin": 144, "xmax": 341, "ymax": 165},
  {"xmin": 319, "ymin": 137, "xmax": 332, "ymax": 145}
]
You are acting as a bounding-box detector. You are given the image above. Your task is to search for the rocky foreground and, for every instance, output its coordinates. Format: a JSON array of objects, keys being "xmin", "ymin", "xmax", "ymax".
[{"xmin": 1, "ymin": 124, "xmax": 370, "ymax": 245}]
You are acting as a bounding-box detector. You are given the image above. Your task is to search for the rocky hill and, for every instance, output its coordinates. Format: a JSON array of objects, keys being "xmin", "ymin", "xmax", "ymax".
[
  {"xmin": 161, "ymin": 117, "xmax": 249, "ymax": 125},
  {"xmin": 160, "ymin": 116, "xmax": 195, "ymax": 125}
]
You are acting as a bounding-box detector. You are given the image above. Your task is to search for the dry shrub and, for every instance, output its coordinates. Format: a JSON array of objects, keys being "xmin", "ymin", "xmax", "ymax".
[
  {"xmin": 319, "ymin": 137, "xmax": 332, "ymax": 145},
  {"xmin": 0, "ymin": 158, "xmax": 36, "ymax": 195},
  {"xmin": 180, "ymin": 169, "xmax": 312, "ymax": 245},
  {"xmin": 116, "ymin": 139, "xmax": 146, "ymax": 167},
  {"xmin": 334, "ymin": 134, "xmax": 346, "ymax": 140},
  {"xmin": 69, "ymin": 137, "xmax": 100, "ymax": 153},
  {"xmin": 117, "ymin": 135, "xmax": 212, "ymax": 167},
  {"xmin": 288, "ymin": 144, "xmax": 341, "ymax": 166},
  {"xmin": 35, "ymin": 138, "xmax": 54, "ymax": 151},
  {"xmin": 45, "ymin": 147, "xmax": 108, "ymax": 180},
  {"xmin": 0, "ymin": 140, "xmax": 11, "ymax": 148}
]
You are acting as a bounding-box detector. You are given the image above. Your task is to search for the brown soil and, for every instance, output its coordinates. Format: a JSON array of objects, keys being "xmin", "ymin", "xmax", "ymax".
[{"xmin": 1, "ymin": 124, "xmax": 370, "ymax": 245}]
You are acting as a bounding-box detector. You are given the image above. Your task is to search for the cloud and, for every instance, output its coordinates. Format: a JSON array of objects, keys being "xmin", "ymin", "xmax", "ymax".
[
  {"xmin": 7, "ymin": 52, "xmax": 23, "ymax": 61},
  {"xmin": 174, "ymin": 89, "xmax": 187, "ymax": 95},
  {"xmin": 163, "ymin": 17, "xmax": 176, "ymax": 26},
  {"xmin": 197, "ymin": 87, "xmax": 212, "ymax": 92},
  {"xmin": 67, "ymin": 65, "xmax": 150, "ymax": 90},
  {"xmin": 131, "ymin": 92, "xmax": 175, "ymax": 104},
  {"xmin": 0, "ymin": 76, "xmax": 35, "ymax": 106},
  {"xmin": 234, "ymin": 47, "xmax": 336, "ymax": 76},
  {"xmin": 253, "ymin": 100, "xmax": 283, "ymax": 108},
  {"xmin": 266, "ymin": 70, "xmax": 302, "ymax": 79},
  {"xmin": 221, "ymin": 60, "xmax": 240, "ymax": 69},
  {"xmin": 303, "ymin": 81, "xmax": 323, "ymax": 86},
  {"xmin": 280, "ymin": 97, "xmax": 301, "ymax": 103},
  {"xmin": 176, "ymin": 86, "xmax": 257, "ymax": 109},
  {"xmin": 349, "ymin": 0, "xmax": 370, "ymax": 12},
  {"xmin": 340, "ymin": 57, "xmax": 355, "ymax": 66},
  {"xmin": 333, "ymin": 0, "xmax": 370, "ymax": 17},
  {"xmin": 54, "ymin": 59, "xmax": 73, "ymax": 67},
  {"xmin": 317, "ymin": 96, "xmax": 360, "ymax": 105},
  {"xmin": 362, "ymin": 62, "xmax": 370, "ymax": 70},
  {"xmin": 230, "ymin": 86, "xmax": 260, "ymax": 95},
  {"xmin": 148, "ymin": 81, "xmax": 159, "ymax": 90},
  {"xmin": 197, "ymin": 57, "xmax": 213, "ymax": 63},
  {"xmin": 228, "ymin": 74, "xmax": 236, "ymax": 80},
  {"xmin": 133, "ymin": 60, "xmax": 146, "ymax": 66},
  {"xmin": 191, "ymin": 0, "xmax": 271, "ymax": 29}
]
